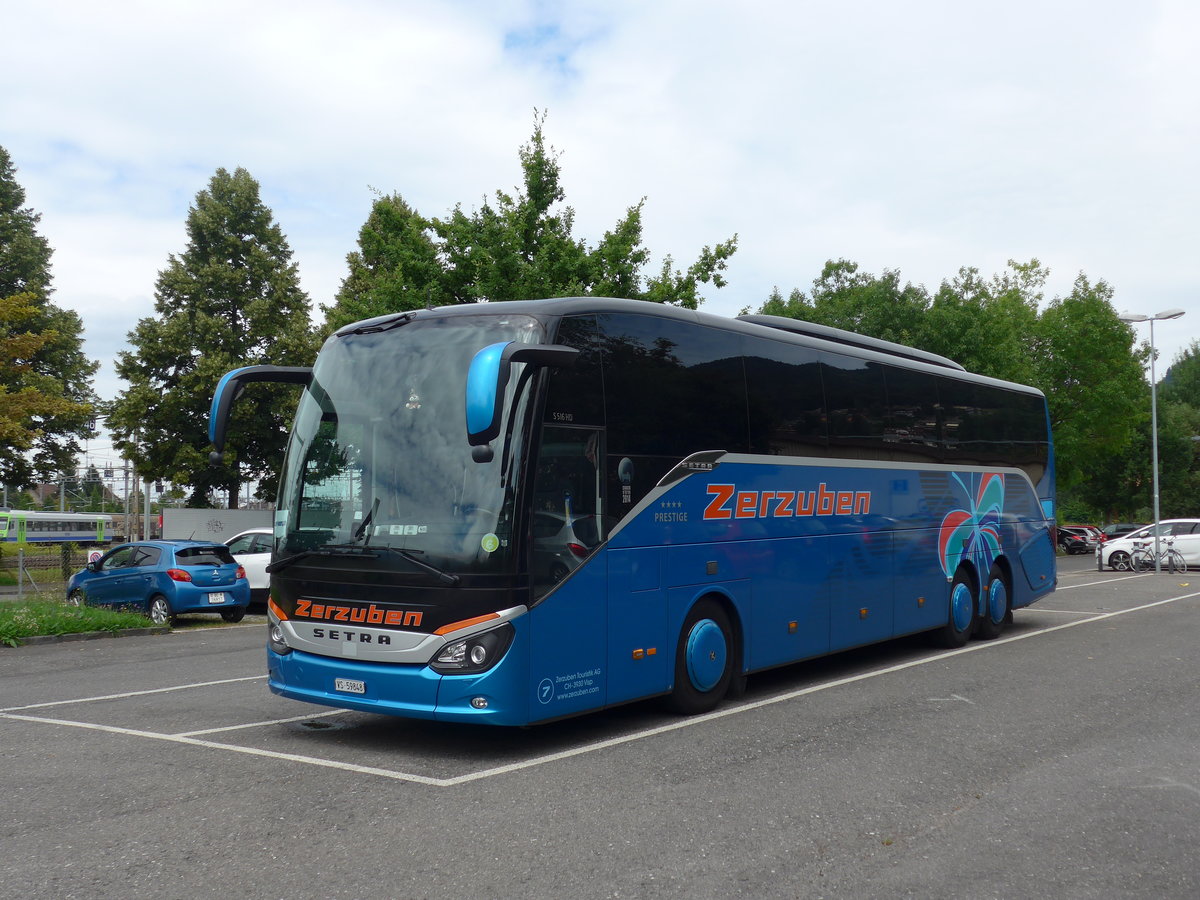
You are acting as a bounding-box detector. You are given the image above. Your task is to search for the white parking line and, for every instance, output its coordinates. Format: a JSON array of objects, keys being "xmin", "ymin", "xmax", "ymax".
[
  {"xmin": 1056, "ymin": 574, "xmax": 1149, "ymax": 590},
  {"xmin": 0, "ymin": 712, "xmax": 447, "ymax": 787},
  {"xmin": 175, "ymin": 709, "xmax": 345, "ymax": 736},
  {"xmin": 1021, "ymin": 608, "xmax": 1105, "ymax": 616},
  {"xmin": 0, "ymin": 675, "xmax": 265, "ymax": 713},
  {"xmin": 4, "ymin": 589, "xmax": 1199, "ymax": 787}
]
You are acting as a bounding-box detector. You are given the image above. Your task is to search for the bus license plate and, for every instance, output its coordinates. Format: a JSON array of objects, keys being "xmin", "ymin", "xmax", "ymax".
[
  {"xmin": 207, "ymin": 592, "xmax": 226, "ymax": 604},
  {"xmin": 335, "ymin": 678, "xmax": 366, "ymax": 695}
]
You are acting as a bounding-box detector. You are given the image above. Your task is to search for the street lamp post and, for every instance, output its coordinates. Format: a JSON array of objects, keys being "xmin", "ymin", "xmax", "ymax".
[{"xmin": 1118, "ymin": 308, "xmax": 1185, "ymax": 573}]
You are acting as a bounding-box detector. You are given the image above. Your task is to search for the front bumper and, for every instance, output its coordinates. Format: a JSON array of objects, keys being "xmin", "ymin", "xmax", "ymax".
[{"xmin": 267, "ymin": 638, "xmax": 530, "ymax": 725}]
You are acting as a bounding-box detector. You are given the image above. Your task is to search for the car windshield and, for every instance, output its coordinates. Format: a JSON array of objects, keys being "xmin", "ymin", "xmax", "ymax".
[{"xmin": 276, "ymin": 313, "xmax": 544, "ymax": 576}]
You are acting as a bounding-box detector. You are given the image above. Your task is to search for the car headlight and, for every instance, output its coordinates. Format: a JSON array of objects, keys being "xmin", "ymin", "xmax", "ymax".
[{"xmin": 431, "ymin": 622, "xmax": 514, "ymax": 675}]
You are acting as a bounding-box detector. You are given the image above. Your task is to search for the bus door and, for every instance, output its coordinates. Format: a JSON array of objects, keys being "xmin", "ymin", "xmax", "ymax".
[{"xmin": 526, "ymin": 425, "xmax": 610, "ymax": 719}]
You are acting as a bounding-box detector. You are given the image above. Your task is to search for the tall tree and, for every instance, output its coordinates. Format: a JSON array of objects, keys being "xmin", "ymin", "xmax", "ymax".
[
  {"xmin": 759, "ymin": 260, "xmax": 930, "ymax": 346},
  {"xmin": 0, "ymin": 146, "xmax": 98, "ymax": 488},
  {"xmin": 1159, "ymin": 340, "xmax": 1200, "ymax": 406},
  {"xmin": 921, "ymin": 261, "xmax": 1042, "ymax": 385},
  {"xmin": 322, "ymin": 114, "xmax": 737, "ymax": 333},
  {"xmin": 1030, "ymin": 274, "xmax": 1145, "ymax": 489},
  {"xmin": 109, "ymin": 168, "xmax": 316, "ymax": 507}
]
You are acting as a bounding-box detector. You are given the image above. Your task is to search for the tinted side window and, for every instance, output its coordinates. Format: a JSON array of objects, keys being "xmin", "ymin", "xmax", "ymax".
[
  {"xmin": 823, "ymin": 353, "xmax": 888, "ymax": 459},
  {"xmin": 883, "ymin": 366, "xmax": 942, "ymax": 462},
  {"xmin": 544, "ymin": 315, "xmax": 605, "ymax": 428},
  {"xmin": 940, "ymin": 378, "xmax": 986, "ymax": 466},
  {"xmin": 597, "ymin": 314, "xmax": 748, "ymax": 458},
  {"xmin": 744, "ymin": 336, "xmax": 827, "ymax": 456}
]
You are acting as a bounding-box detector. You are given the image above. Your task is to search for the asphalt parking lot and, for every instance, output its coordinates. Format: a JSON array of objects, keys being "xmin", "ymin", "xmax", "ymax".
[{"xmin": 2, "ymin": 553, "xmax": 1198, "ymax": 899}]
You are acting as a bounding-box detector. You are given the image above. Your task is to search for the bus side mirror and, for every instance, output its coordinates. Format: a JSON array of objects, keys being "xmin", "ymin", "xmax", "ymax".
[
  {"xmin": 209, "ymin": 365, "xmax": 313, "ymax": 463},
  {"xmin": 465, "ymin": 342, "xmax": 579, "ymax": 453}
]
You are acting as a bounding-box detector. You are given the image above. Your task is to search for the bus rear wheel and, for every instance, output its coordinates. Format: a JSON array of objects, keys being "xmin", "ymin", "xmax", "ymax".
[
  {"xmin": 668, "ymin": 599, "xmax": 735, "ymax": 715},
  {"xmin": 935, "ymin": 570, "xmax": 976, "ymax": 648},
  {"xmin": 976, "ymin": 564, "xmax": 1009, "ymax": 640}
]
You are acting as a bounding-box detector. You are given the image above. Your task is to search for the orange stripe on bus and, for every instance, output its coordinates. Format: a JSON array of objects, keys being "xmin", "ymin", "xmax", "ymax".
[{"xmin": 434, "ymin": 613, "xmax": 500, "ymax": 636}]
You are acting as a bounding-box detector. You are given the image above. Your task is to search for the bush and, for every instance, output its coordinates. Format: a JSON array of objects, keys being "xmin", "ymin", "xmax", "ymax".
[{"xmin": 0, "ymin": 598, "xmax": 153, "ymax": 647}]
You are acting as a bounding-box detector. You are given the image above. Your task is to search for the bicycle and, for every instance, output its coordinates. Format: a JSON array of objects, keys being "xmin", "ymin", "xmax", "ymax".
[{"xmin": 1130, "ymin": 537, "xmax": 1187, "ymax": 573}]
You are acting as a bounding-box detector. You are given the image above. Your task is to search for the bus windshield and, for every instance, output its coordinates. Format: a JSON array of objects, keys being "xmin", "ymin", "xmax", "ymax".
[{"xmin": 275, "ymin": 313, "xmax": 544, "ymax": 576}]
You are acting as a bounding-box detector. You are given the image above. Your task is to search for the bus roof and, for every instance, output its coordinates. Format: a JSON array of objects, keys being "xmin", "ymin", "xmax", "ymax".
[{"xmin": 336, "ymin": 297, "xmax": 1043, "ymax": 398}]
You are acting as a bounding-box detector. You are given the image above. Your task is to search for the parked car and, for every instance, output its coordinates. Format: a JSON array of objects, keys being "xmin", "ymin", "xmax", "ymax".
[
  {"xmin": 225, "ymin": 527, "xmax": 272, "ymax": 606},
  {"xmin": 1057, "ymin": 525, "xmax": 1099, "ymax": 554},
  {"xmin": 1097, "ymin": 519, "xmax": 1200, "ymax": 571},
  {"xmin": 1099, "ymin": 523, "xmax": 1144, "ymax": 543},
  {"xmin": 66, "ymin": 540, "xmax": 250, "ymax": 625}
]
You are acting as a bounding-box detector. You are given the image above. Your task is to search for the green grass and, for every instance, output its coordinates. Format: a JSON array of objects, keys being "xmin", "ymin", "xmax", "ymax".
[{"xmin": 0, "ymin": 598, "xmax": 155, "ymax": 647}]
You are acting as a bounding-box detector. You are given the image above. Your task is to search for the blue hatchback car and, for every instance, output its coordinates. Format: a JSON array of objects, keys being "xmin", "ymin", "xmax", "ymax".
[{"xmin": 67, "ymin": 540, "xmax": 251, "ymax": 625}]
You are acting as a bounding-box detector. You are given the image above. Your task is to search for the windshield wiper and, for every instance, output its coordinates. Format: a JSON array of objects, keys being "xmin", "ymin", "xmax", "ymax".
[
  {"xmin": 265, "ymin": 543, "xmax": 461, "ymax": 586},
  {"xmin": 335, "ymin": 311, "xmax": 416, "ymax": 337},
  {"xmin": 353, "ymin": 497, "xmax": 380, "ymax": 545},
  {"xmin": 379, "ymin": 547, "xmax": 461, "ymax": 586}
]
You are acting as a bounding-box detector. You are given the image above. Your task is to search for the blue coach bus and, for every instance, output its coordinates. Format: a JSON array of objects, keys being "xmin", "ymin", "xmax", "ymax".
[{"xmin": 210, "ymin": 298, "xmax": 1056, "ymax": 725}]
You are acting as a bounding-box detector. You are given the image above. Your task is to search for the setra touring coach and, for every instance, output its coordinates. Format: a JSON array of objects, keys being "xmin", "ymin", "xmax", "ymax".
[{"xmin": 209, "ymin": 298, "xmax": 1056, "ymax": 725}]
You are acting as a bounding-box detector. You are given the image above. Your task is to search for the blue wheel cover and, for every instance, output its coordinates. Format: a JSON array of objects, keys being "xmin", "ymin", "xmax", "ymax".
[
  {"xmin": 951, "ymin": 582, "xmax": 974, "ymax": 633},
  {"xmin": 685, "ymin": 618, "xmax": 727, "ymax": 692},
  {"xmin": 988, "ymin": 579, "xmax": 1007, "ymax": 625}
]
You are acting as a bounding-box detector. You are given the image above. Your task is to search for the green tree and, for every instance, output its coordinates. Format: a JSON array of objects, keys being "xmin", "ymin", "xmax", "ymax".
[
  {"xmin": 759, "ymin": 260, "xmax": 931, "ymax": 346},
  {"xmin": 921, "ymin": 261, "xmax": 1042, "ymax": 385},
  {"xmin": 1031, "ymin": 274, "xmax": 1145, "ymax": 490},
  {"xmin": 0, "ymin": 146, "xmax": 98, "ymax": 488},
  {"xmin": 109, "ymin": 168, "xmax": 317, "ymax": 507},
  {"xmin": 1159, "ymin": 340, "xmax": 1200, "ymax": 406},
  {"xmin": 322, "ymin": 114, "xmax": 738, "ymax": 332}
]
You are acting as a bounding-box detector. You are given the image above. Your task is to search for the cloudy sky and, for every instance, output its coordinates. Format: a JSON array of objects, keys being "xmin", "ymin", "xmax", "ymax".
[{"xmin": 3, "ymin": 0, "xmax": 1197, "ymax": 467}]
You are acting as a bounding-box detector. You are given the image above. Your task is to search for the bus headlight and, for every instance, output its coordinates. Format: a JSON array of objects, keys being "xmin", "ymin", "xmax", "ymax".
[
  {"xmin": 431, "ymin": 623, "xmax": 514, "ymax": 675},
  {"xmin": 268, "ymin": 621, "xmax": 291, "ymax": 655}
]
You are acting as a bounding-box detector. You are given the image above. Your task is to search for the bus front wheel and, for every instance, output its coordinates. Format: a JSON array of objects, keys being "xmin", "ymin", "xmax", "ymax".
[
  {"xmin": 668, "ymin": 599, "xmax": 735, "ymax": 715},
  {"xmin": 935, "ymin": 571, "xmax": 976, "ymax": 648}
]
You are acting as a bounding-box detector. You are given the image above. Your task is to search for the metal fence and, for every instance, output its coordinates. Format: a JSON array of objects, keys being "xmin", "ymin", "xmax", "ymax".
[{"xmin": 0, "ymin": 544, "xmax": 94, "ymax": 600}]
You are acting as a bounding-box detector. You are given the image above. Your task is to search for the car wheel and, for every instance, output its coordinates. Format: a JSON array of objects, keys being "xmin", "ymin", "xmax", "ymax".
[
  {"xmin": 148, "ymin": 594, "xmax": 174, "ymax": 626},
  {"xmin": 549, "ymin": 562, "xmax": 570, "ymax": 584},
  {"xmin": 934, "ymin": 569, "xmax": 976, "ymax": 648},
  {"xmin": 1109, "ymin": 550, "xmax": 1132, "ymax": 571},
  {"xmin": 976, "ymin": 564, "xmax": 1009, "ymax": 640},
  {"xmin": 668, "ymin": 598, "xmax": 736, "ymax": 715},
  {"xmin": 220, "ymin": 607, "xmax": 246, "ymax": 623},
  {"xmin": 67, "ymin": 589, "xmax": 84, "ymax": 607}
]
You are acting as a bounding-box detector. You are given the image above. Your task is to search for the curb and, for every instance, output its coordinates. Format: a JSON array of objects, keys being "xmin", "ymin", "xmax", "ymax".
[{"xmin": 8, "ymin": 627, "xmax": 172, "ymax": 647}]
